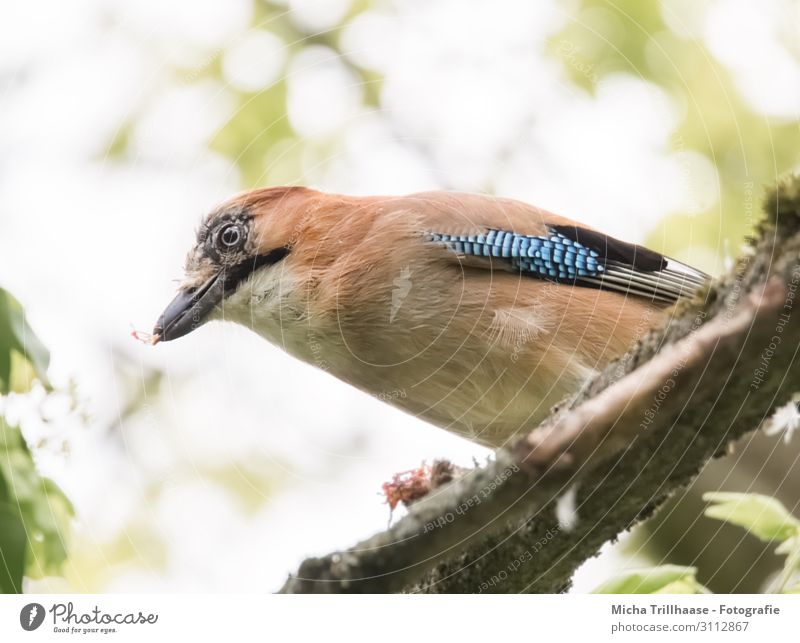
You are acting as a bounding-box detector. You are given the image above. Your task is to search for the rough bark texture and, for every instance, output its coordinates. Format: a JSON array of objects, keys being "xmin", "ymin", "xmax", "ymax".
[{"xmin": 280, "ymin": 175, "xmax": 800, "ymax": 594}]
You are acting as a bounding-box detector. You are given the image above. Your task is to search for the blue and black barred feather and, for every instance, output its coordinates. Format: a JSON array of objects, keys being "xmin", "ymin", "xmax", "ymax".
[
  {"xmin": 427, "ymin": 229, "xmax": 605, "ymax": 280},
  {"xmin": 427, "ymin": 226, "xmax": 708, "ymax": 304}
]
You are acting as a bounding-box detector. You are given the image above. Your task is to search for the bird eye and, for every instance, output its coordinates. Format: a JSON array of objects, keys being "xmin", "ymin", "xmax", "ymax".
[{"xmin": 218, "ymin": 223, "xmax": 243, "ymax": 250}]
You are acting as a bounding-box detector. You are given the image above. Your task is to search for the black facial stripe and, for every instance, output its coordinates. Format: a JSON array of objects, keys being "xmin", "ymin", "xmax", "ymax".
[{"xmin": 221, "ymin": 246, "xmax": 290, "ymax": 294}]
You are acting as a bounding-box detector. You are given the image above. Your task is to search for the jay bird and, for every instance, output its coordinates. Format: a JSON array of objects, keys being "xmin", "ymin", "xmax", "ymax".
[{"xmin": 153, "ymin": 187, "xmax": 708, "ymax": 448}]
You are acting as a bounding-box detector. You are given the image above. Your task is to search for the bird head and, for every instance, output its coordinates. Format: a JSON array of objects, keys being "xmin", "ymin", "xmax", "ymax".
[{"xmin": 152, "ymin": 186, "xmax": 316, "ymax": 343}]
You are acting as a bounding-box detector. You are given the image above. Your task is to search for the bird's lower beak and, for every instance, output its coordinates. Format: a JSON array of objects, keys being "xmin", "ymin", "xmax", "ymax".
[{"xmin": 153, "ymin": 273, "xmax": 224, "ymax": 342}]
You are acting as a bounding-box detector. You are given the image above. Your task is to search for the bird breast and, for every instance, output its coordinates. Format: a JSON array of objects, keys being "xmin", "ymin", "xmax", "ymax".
[{"xmin": 226, "ymin": 249, "xmax": 656, "ymax": 448}]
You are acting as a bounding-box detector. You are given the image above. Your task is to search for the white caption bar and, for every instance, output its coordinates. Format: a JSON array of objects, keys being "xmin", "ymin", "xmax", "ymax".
[{"xmin": 0, "ymin": 594, "xmax": 795, "ymax": 641}]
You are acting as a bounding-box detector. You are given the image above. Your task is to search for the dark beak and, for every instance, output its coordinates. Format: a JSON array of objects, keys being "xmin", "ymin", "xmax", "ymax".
[
  {"xmin": 152, "ymin": 247, "xmax": 290, "ymax": 343},
  {"xmin": 153, "ymin": 273, "xmax": 224, "ymax": 342}
]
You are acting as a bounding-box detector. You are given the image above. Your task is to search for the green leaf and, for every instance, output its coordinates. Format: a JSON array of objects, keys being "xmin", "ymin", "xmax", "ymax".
[
  {"xmin": 24, "ymin": 478, "xmax": 73, "ymax": 579},
  {"xmin": 654, "ymin": 578, "xmax": 711, "ymax": 594},
  {"xmin": 6, "ymin": 298, "xmax": 50, "ymax": 384},
  {"xmin": 0, "ymin": 467, "xmax": 7, "ymax": 502},
  {"xmin": 775, "ymin": 535, "xmax": 800, "ymax": 556},
  {"xmin": 703, "ymin": 492, "xmax": 800, "ymax": 542},
  {"xmin": 0, "ymin": 419, "xmax": 72, "ymax": 579},
  {"xmin": 9, "ymin": 352, "xmax": 36, "ymax": 394},
  {"xmin": 592, "ymin": 565, "xmax": 705, "ymax": 594},
  {"xmin": 0, "ymin": 503, "xmax": 26, "ymax": 593},
  {"xmin": 773, "ymin": 535, "xmax": 800, "ymax": 593},
  {"xmin": 0, "ymin": 287, "xmax": 50, "ymax": 393}
]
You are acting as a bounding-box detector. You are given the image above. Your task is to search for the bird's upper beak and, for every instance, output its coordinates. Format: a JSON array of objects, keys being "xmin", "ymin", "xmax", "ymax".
[{"xmin": 153, "ymin": 272, "xmax": 224, "ymax": 342}]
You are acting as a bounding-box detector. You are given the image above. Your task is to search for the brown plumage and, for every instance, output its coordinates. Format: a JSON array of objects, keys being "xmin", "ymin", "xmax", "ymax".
[{"xmin": 155, "ymin": 187, "xmax": 707, "ymax": 448}]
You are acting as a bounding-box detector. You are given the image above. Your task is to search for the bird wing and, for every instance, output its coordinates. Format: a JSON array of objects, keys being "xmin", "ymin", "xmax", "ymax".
[{"xmin": 406, "ymin": 192, "xmax": 709, "ymax": 304}]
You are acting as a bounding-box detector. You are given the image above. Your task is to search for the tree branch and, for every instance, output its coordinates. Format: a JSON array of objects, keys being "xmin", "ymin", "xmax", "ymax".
[{"xmin": 280, "ymin": 175, "xmax": 800, "ymax": 594}]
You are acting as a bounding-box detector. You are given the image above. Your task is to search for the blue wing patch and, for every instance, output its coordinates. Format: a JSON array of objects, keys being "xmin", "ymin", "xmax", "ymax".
[
  {"xmin": 426, "ymin": 229, "xmax": 606, "ymax": 281},
  {"xmin": 427, "ymin": 227, "xmax": 709, "ymax": 303}
]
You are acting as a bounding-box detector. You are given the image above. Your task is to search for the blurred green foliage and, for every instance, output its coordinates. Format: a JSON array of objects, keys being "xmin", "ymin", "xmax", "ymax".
[
  {"xmin": 0, "ymin": 287, "xmax": 73, "ymax": 593},
  {"xmin": 704, "ymin": 492, "xmax": 800, "ymax": 543},
  {"xmin": 552, "ymin": 0, "xmax": 800, "ymax": 262},
  {"xmin": 705, "ymin": 493, "xmax": 800, "ymax": 593},
  {"xmin": 595, "ymin": 493, "xmax": 800, "ymax": 593},
  {"xmin": 592, "ymin": 565, "xmax": 710, "ymax": 594}
]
